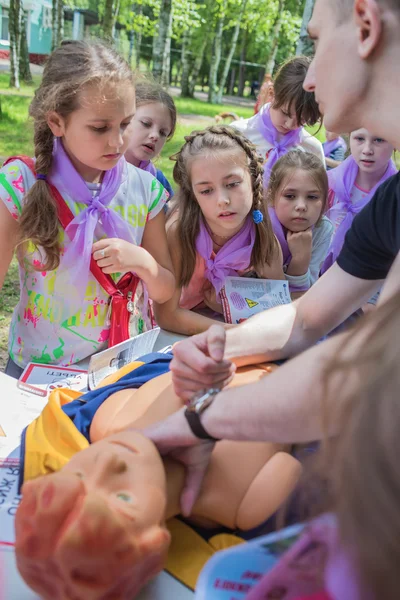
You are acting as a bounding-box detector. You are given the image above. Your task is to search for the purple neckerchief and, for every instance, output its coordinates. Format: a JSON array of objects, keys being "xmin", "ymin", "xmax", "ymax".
[
  {"xmin": 268, "ymin": 206, "xmax": 291, "ymax": 265},
  {"xmin": 138, "ymin": 160, "xmax": 157, "ymax": 177},
  {"xmin": 245, "ymin": 514, "xmax": 370, "ymax": 600},
  {"xmin": 323, "ymin": 137, "xmax": 347, "ymax": 158},
  {"xmin": 196, "ymin": 216, "xmax": 256, "ymax": 296},
  {"xmin": 321, "ymin": 155, "xmax": 397, "ymax": 273},
  {"xmin": 49, "ymin": 138, "xmax": 134, "ymax": 295},
  {"xmin": 258, "ymin": 103, "xmax": 302, "ymax": 186}
]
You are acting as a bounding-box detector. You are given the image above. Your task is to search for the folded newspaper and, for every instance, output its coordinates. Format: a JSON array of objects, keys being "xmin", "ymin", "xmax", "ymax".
[
  {"xmin": 220, "ymin": 277, "xmax": 291, "ymax": 324},
  {"xmin": 87, "ymin": 328, "xmax": 185, "ymax": 389}
]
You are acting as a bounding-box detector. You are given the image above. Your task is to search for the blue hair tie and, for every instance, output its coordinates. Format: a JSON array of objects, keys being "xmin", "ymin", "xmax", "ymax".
[
  {"xmin": 252, "ymin": 209, "xmax": 263, "ymax": 224},
  {"xmin": 36, "ymin": 173, "xmax": 47, "ymax": 181}
]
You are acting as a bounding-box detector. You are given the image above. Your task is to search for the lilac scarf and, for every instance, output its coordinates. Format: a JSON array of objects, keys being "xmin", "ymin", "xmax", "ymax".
[
  {"xmin": 138, "ymin": 160, "xmax": 157, "ymax": 176},
  {"xmin": 196, "ymin": 216, "xmax": 256, "ymax": 295},
  {"xmin": 321, "ymin": 155, "xmax": 397, "ymax": 273},
  {"xmin": 323, "ymin": 137, "xmax": 347, "ymax": 158},
  {"xmin": 268, "ymin": 206, "xmax": 291, "ymax": 266},
  {"xmin": 49, "ymin": 139, "xmax": 135, "ymax": 295},
  {"xmin": 258, "ymin": 103, "xmax": 302, "ymax": 185}
]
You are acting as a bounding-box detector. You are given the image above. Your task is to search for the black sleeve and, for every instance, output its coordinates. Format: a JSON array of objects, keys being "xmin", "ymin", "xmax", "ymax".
[{"xmin": 337, "ymin": 173, "xmax": 400, "ymax": 280}]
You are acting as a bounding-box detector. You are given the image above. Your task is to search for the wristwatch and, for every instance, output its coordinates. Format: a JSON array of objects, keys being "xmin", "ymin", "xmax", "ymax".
[{"xmin": 184, "ymin": 388, "xmax": 221, "ymax": 442}]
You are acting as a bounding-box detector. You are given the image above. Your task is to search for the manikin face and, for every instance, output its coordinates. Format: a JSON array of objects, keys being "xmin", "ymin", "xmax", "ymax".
[
  {"xmin": 349, "ymin": 128, "xmax": 394, "ymax": 178},
  {"xmin": 63, "ymin": 432, "xmax": 167, "ymax": 533},
  {"xmin": 303, "ymin": 0, "xmax": 370, "ymax": 133},
  {"xmin": 48, "ymin": 82, "xmax": 136, "ymax": 183},
  {"xmin": 274, "ymin": 168, "xmax": 324, "ymax": 233},
  {"xmin": 126, "ymin": 102, "xmax": 173, "ymax": 165},
  {"xmin": 191, "ymin": 150, "xmax": 254, "ymax": 238},
  {"xmin": 270, "ymin": 102, "xmax": 301, "ymax": 134}
]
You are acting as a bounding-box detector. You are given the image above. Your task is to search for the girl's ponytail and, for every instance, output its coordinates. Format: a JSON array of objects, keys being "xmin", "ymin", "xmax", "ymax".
[{"xmin": 18, "ymin": 123, "xmax": 60, "ymax": 270}]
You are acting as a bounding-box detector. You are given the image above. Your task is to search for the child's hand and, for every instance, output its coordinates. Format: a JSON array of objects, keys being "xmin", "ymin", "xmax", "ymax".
[
  {"xmin": 92, "ymin": 239, "xmax": 145, "ymax": 274},
  {"xmin": 286, "ymin": 229, "xmax": 313, "ymax": 262}
]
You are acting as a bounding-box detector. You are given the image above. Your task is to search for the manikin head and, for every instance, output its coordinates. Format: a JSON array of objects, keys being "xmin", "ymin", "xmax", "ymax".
[{"xmin": 15, "ymin": 431, "xmax": 171, "ymax": 600}]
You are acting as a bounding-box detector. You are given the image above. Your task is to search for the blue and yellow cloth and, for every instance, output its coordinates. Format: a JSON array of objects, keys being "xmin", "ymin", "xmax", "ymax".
[{"xmin": 20, "ymin": 352, "xmax": 173, "ymax": 488}]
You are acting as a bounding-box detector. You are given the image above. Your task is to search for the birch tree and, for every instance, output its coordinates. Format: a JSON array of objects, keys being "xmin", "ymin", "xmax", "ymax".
[
  {"xmin": 51, "ymin": 0, "xmax": 64, "ymax": 50},
  {"xmin": 102, "ymin": 0, "xmax": 115, "ymax": 39},
  {"xmin": 208, "ymin": 0, "xmax": 226, "ymax": 103},
  {"xmin": 19, "ymin": 9, "xmax": 32, "ymax": 84},
  {"xmin": 264, "ymin": 0, "xmax": 285, "ymax": 74},
  {"xmin": 296, "ymin": 0, "xmax": 314, "ymax": 55},
  {"xmin": 9, "ymin": 0, "xmax": 21, "ymax": 89},
  {"xmin": 215, "ymin": 0, "xmax": 247, "ymax": 103},
  {"xmin": 152, "ymin": 0, "xmax": 173, "ymax": 82}
]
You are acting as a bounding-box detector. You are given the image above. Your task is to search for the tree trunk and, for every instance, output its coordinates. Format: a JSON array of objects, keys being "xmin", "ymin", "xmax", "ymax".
[
  {"xmin": 296, "ymin": 0, "xmax": 315, "ymax": 55},
  {"xmin": 135, "ymin": 3, "xmax": 143, "ymax": 69},
  {"xmin": 52, "ymin": 0, "xmax": 58, "ymax": 50},
  {"xmin": 128, "ymin": 29, "xmax": 134, "ymax": 65},
  {"xmin": 180, "ymin": 28, "xmax": 191, "ymax": 97},
  {"xmin": 188, "ymin": 36, "xmax": 207, "ymax": 97},
  {"xmin": 57, "ymin": 0, "xmax": 64, "ymax": 45},
  {"xmin": 152, "ymin": 0, "xmax": 173, "ymax": 82},
  {"xmin": 265, "ymin": 0, "xmax": 284, "ymax": 75},
  {"xmin": 112, "ymin": 0, "xmax": 121, "ymax": 38},
  {"xmin": 19, "ymin": 9, "xmax": 32, "ymax": 84},
  {"xmin": 9, "ymin": 0, "xmax": 21, "ymax": 89},
  {"xmin": 237, "ymin": 28, "xmax": 247, "ymax": 97},
  {"xmin": 215, "ymin": 0, "xmax": 247, "ymax": 104},
  {"xmin": 208, "ymin": 3, "xmax": 226, "ymax": 104},
  {"xmin": 161, "ymin": 5, "xmax": 173, "ymax": 87},
  {"xmin": 228, "ymin": 67, "xmax": 236, "ymax": 95},
  {"xmin": 102, "ymin": 0, "xmax": 114, "ymax": 40}
]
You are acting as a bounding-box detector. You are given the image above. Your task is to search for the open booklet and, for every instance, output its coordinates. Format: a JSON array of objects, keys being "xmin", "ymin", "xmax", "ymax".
[
  {"xmin": 87, "ymin": 328, "xmax": 184, "ymax": 389},
  {"xmin": 195, "ymin": 524, "xmax": 305, "ymax": 600},
  {"xmin": 220, "ymin": 277, "xmax": 291, "ymax": 324}
]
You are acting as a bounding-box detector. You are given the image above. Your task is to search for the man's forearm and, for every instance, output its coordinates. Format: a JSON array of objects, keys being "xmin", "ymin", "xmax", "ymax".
[
  {"xmin": 223, "ymin": 266, "xmax": 381, "ymax": 367},
  {"xmin": 203, "ymin": 332, "xmax": 349, "ymax": 444}
]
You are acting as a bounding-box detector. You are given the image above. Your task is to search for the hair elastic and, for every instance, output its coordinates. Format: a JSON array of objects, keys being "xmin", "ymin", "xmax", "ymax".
[
  {"xmin": 252, "ymin": 209, "xmax": 263, "ymax": 224},
  {"xmin": 36, "ymin": 173, "xmax": 47, "ymax": 181}
]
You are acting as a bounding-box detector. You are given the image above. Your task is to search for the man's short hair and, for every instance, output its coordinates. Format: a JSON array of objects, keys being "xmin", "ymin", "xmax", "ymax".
[{"xmin": 335, "ymin": 0, "xmax": 400, "ymax": 21}]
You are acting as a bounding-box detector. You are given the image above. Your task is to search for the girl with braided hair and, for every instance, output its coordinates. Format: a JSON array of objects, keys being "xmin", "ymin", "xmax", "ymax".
[
  {"xmin": 154, "ymin": 125, "xmax": 285, "ymax": 335},
  {"xmin": 0, "ymin": 40, "xmax": 175, "ymax": 377},
  {"xmin": 266, "ymin": 151, "xmax": 333, "ymax": 298}
]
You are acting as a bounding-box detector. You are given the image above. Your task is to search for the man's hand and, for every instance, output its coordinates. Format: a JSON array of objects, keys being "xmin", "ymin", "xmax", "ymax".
[
  {"xmin": 170, "ymin": 325, "xmax": 236, "ymax": 401},
  {"xmin": 142, "ymin": 409, "xmax": 216, "ymax": 516}
]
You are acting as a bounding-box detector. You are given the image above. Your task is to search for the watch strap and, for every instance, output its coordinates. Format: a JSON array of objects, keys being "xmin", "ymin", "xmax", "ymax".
[{"xmin": 184, "ymin": 408, "xmax": 220, "ymax": 442}]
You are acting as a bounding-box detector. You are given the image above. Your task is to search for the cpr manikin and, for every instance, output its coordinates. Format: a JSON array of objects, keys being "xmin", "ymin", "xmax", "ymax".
[{"xmin": 15, "ymin": 363, "xmax": 301, "ymax": 600}]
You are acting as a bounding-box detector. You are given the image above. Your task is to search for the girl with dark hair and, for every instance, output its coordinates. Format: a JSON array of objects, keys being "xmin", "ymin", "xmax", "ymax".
[{"xmin": 231, "ymin": 56, "xmax": 325, "ymax": 187}]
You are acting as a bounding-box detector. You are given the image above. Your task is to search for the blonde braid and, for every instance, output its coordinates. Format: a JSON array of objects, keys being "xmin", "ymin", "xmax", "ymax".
[{"xmin": 18, "ymin": 123, "xmax": 60, "ymax": 270}]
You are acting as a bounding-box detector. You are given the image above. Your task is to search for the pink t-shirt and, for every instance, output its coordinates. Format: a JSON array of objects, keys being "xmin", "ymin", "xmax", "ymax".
[{"xmin": 179, "ymin": 251, "xmax": 252, "ymax": 310}]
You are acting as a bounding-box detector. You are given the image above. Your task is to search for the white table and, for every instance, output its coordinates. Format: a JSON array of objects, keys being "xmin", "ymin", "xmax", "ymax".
[{"xmin": 1, "ymin": 550, "xmax": 194, "ymax": 599}]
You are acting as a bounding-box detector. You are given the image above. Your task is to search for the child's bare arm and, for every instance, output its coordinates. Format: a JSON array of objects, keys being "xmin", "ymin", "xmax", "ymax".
[{"xmin": 0, "ymin": 202, "xmax": 18, "ymax": 292}]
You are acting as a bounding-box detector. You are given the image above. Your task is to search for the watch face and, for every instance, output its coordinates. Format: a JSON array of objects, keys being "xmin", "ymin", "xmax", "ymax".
[{"xmin": 188, "ymin": 388, "xmax": 220, "ymax": 414}]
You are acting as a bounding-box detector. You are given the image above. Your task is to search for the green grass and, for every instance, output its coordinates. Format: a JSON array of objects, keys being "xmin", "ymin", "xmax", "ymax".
[{"xmin": 173, "ymin": 96, "xmax": 253, "ymax": 120}]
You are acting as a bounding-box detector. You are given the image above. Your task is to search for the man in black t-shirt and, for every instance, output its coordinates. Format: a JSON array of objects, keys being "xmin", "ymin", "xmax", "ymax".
[{"xmin": 141, "ymin": 0, "xmax": 400, "ymax": 511}]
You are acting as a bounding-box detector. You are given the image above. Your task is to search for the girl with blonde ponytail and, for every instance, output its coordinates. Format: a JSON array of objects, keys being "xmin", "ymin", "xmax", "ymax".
[{"xmin": 0, "ymin": 40, "xmax": 174, "ymax": 377}]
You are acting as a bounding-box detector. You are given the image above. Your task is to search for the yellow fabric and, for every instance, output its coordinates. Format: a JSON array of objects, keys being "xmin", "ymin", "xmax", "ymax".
[
  {"xmin": 23, "ymin": 360, "xmax": 146, "ymax": 483},
  {"xmin": 165, "ymin": 518, "xmax": 244, "ymax": 591},
  {"xmin": 24, "ymin": 388, "xmax": 88, "ymax": 483},
  {"xmin": 96, "ymin": 361, "xmax": 145, "ymax": 388}
]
